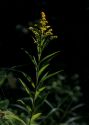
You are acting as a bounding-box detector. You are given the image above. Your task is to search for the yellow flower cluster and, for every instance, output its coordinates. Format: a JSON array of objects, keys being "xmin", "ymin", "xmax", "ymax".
[
  {"xmin": 40, "ymin": 12, "xmax": 52, "ymax": 35},
  {"xmin": 28, "ymin": 11, "xmax": 58, "ymax": 44},
  {"xmin": 40, "ymin": 12, "xmax": 48, "ymax": 26},
  {"xmin": 40, "ymin": 12, "xmax": 58, "ymax": 39}
]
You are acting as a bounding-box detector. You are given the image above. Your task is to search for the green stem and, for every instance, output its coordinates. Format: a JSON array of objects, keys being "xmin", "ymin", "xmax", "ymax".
[{"xmin": 30, "ymin": 45, "xmax": 42, "ymax": 122}]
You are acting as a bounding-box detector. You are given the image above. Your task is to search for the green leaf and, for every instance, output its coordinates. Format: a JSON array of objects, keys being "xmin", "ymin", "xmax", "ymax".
[
  {"xmin": 39, "ymin": 72, "xmax": 49, "ymax": 84},
  {"xmin": 70, "ymin": 104, "xmax": 84, "ymax": 112},
  {"xmin": 21, "ymin": 72, "xmax": 35, "ymax": 89},
  {"xmin": 31, "ymin": 113, "xmax": 42, "ymax": 122},
  {"xmin": 21, "ymin": 48, "xmax": 37, "ymax": 67},
  {"xmin": 35, "ymin": 87, "xmax": 46, "ymax": 100},
  {"xmin": 11, "ymin": 64, "xmax": 29, "ymax": 69},
  {"xmin": 46, "ymin": 108, "xmax": 58, "ymax": 118},
  {"xmin": 13, "ymin": 104, "xmax": 29, "ymax": 112},
  {"xmin": 66, "ymin": 116, "xmax": 81, "ymax": 123},
  {"xmin": 21, "ymin": 72, "xmax": 32, "ymax": 82},
  {"xmin": 4, "ymin": 111, "xmax": 27, "ymax": 125},
  {"xmin": 33, "ymin": 56, "xmax": 37, "ymax": 67},
  {"xmin": 44, "ymin": 100, "xmax": 54, "ymax": 109},
  {"xmin": 23, "ymin": 49, "xmax": 34, "ymax": 62},
  {"xmin": 40, "ymin": 70, "xmax": 63, "ymax": 83},
  {"xmin": 19, "ymin": 79, "xmax": 32, "ymax": 97},
  {"xmin": 38, "ymin": 64, "xmax": 49, "ymax": 78},
  {"xmin": 40, "ymin": 51, "xmax": 60, "ymax": 64},
  {"xmin": 31, "ymin": 82, "xmax": 35, "ymax": 88},
  {"xmin": 41, "ymin": 38, "xmax": 45, "ymax": 46},
  {"xmin": 17, "ymin": 100, "xmax": 32, "ymax": 112},
  {"xmin": 36, "ymin": 94, "xmax": 48, "ymax": 111}
]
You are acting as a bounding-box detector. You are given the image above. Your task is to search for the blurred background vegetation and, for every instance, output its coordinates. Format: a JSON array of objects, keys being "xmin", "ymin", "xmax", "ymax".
[{"xmin": 0, "ymin": 71, "xmax": 88, "ymax": 124}]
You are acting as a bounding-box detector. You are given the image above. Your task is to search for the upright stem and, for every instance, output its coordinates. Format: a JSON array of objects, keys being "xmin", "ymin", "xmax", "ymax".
[{"xmin": 30, "ymin": 45, "xmax": 41, "ymax": 120}]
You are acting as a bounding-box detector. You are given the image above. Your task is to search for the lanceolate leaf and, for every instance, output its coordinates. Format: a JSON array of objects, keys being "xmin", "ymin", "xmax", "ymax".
[
  {"xmin": 23, "ymin": 49, "xmax": 34, "ymax": 62},
  {"xmin": 21, "ymin": 72, "xmax": 32, "ymax": 82},
  {"xmin": 45, "ymin": 108, "xmax": 58, "ymax": 118},
  {"xmin": 40, "ymin": 51, "xmax": 60, "ymax": 64},
  {"xmin": 4, "ymin": 111, "xmax": 27, "ymax": 125},
  {"xmin": 35, "ymin": 87, "xmax": 46, "ymax": 100},
  {"xmin": 31, "ymin": 113, "xmax": 42, "ymax": 122},
  {"xmin": 31, "ymin": 82, "xmax": 35, "ymax": 88},
  {"xmin": 40, "ymin": 70, "xmax": 63, "ymax": 83},
  {"xmin": 38, "ymin": 72, "xmax": 49, "ymax": 85},
  {"xmin": 70, "ymin": 104, "xmax": 84, "ymax": 112},
  {"xmin": 33, "ymin": 56, "xmax": 37, "ymax": 67},
  {"xmin": 19, "ymin": 78, "xmax": 32, "ymax": 97},
  {"xmin": 41, "ymin": 38, "xmax": 45, "ymax": 46},
  {"xmin": 35, "ymin": 94, "xmax": 48, "ymax": 110},
  {"xmin": 21, "ymin": 72, "xmax": 35, "ymax": 89},
  {"xmin": 38, "ymin": 64, "xmax": 49, "ymax": 78},
  {"xmin": 44, "ymin": 100, "xmax": 54, "ymax": 109},
  {"xmin": 66, "ymin": 116, "xmax": 81, "ymax": 123},
  {"xmin": 13, "ymin": 104, "xmax": 28, "ymax": 112},
  {"xmin": 21, "ymin": 48, "xmax": 37, "ymax": 66},
  {"xmin": 17, "ymin": 100, "xmax": 32, "ymax": 112}
]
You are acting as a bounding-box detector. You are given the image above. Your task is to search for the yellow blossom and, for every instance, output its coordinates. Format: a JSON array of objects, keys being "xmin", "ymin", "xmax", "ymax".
[
  {"xmin": 39, "ymin": 11, "xmax": 58, "ymax": 41},
  {"xmin": 41, "ymin": 12, "xmax": 46, "ymax": 19},
  {"xmin": 28, "ymin": 11, "xmax": 58, "ymax": 47}
]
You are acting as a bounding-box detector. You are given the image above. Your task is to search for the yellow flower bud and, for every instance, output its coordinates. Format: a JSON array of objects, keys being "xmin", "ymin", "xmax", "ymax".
[{"xmin": 41, "ymin": 12, "xmax": 46, "ymax": 19}]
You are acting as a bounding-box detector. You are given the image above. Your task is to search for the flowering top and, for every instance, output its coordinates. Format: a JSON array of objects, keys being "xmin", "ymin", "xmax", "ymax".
[
  {"xmin": 28, "ymin": 12, "xmax": 58, "ymax": 53},
  {"xmin": 39, "ymin": 12, "xmax": 49, "ymax": 34},
  {"xmin": 39, "ymin": 12, "xmax": 57, "ymax": 39}
]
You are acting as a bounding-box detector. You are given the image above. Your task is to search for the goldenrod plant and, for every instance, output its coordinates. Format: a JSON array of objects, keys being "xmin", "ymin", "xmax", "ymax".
[
  {"xmin": 0, "ymin": 12, "xmax": 61, "ymax": 125},
  {"xmin": 18, "ymin": 11, "xmax": 61, "ymax": 125},
  {"xmin": 0, "ymin": 12, "xmax": 88, "ymax": 125}
]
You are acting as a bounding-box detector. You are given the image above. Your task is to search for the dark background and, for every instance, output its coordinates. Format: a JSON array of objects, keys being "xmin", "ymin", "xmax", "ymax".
[{"xmin": 0, "ymin": 0, "xmax": 89, "ymax": 110}]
